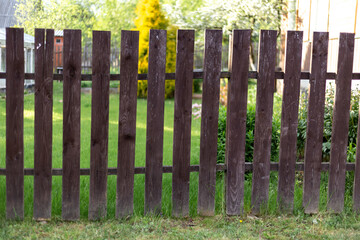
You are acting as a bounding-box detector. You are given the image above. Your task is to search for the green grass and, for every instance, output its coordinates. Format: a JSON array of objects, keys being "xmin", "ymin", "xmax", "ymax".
[
  {"xmin": 2, "ymin": 212, "xmax": 360, "ymax": 239},
  {"xmin": 0, "ymin": 81, "xmax": 224, "ymax": 218},
  {"xmin": 1, "ymin": 82, "xmax": 360, "ymax": 239}
]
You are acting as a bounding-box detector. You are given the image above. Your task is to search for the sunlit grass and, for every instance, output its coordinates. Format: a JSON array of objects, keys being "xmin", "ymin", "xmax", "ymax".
[{"xmin": 0, "ymin": 81, "xmax": 214, "ymax": 218}]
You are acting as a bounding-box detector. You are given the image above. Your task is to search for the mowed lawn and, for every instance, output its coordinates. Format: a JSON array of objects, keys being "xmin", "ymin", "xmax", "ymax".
[{"xmin": 0, "ymin": 81, "xmax": 226, "ymax": 218}]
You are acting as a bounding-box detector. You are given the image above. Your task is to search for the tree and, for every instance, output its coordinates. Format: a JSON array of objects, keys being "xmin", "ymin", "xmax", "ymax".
[
  {"xmin": 94, "ymin": 0, "xmax": 137, "ymax": 44},
  {"xmin": 135, "ymin": 0, "xmax": 177, "ymax": 98},
  {"xmin": 15, "ymin": 0, "xmax": 97, "ymax": 40},
  {"xmin": 164, "ymin": 0, "xmax": 286, "ymax": 68}
]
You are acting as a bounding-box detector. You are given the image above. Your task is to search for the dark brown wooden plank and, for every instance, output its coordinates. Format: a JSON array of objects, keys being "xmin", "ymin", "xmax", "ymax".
[
  {"xmin": 88, "ymin": 31, "xmax": 111, "ymax": 220},
  {"xmin": 197, "ymin": 29, "xmax": 223, "ymax": 216},
  {"xmin": 62, "ymin": 29, "xmax": 82, "ymax": 221},
  {"xmin": 144, "ymin": 29, "xmax": 167, "ymax": 215},
  {"xmin": 6, "ymin": 71, "xmax": 360, "ymax": 81},
  {"xmin": 33, "ymin": 29, "xmax": 54, "ymax": 220},
  {"xmin": 327, "ymin": 33, "xmax": 354, "ymax": 213},
  {"xmin": 251, "ymin": 30, "xmax": 277, "ymax": 214},
  {"xmin": 172, "ymin": 30, "xmax": 195, "ymax": 217},
  {"xmin": 116, "ymin": 30, "xmax": 139, "ymax": 218},
  {"xmin": 225, "ymin": 30, "xmax": 251, "ymax": 216},
  {"xmin": 303, "ymin": 32, "xmax": 329, "ymax": 214},
  {"xmin": 277, "ymin": 31, "xmax": 303, "ymax": 212},
  {"xmin": 2, "ymin": 162, "xmax": 359, "ymax": 176},
  {"xmin": 6, "ymin": 28, "xmax": 25, "ymax": 220}
]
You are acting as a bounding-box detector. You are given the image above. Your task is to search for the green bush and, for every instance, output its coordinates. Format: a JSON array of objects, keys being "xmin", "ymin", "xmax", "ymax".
[
  {"xmin": 217, "ymin": 83, "xmax": 360, "ymax": 165},
  {"xmin": 137, "ymin": 79, "xmax": 176, "ymax": 99},
  {"xmin": 217, "ymin": 104, "xmax": 281, "ymax": 164},
  {"xmin": 297, "ymin": 84, "xmax": 360, "ymax": 162},
  {"xmin": 193, "ymin": 79, "xmax": 202, "ymax": 93}
]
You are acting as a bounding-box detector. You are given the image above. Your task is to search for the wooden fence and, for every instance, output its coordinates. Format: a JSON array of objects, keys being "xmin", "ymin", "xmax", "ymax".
[{"xmin": 0, "ymin": 27, "xmax": 359, "ymax": 220}]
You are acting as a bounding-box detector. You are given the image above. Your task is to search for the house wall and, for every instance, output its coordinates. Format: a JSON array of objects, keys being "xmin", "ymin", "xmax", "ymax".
[
  {"xmin": 278, "ymin": 0, "xmax": 360, "ymax": 94},
  {"xmin": 296, "ymin": 0, "xmax": 360, "ymax": 72},
  {"xmin": 54, "ymin": 36, "xmax": 63, "ymax": 71}
]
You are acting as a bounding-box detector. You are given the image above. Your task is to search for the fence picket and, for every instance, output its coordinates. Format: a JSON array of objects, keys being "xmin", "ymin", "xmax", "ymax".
[
  {"xmin": 225, "ymin": 29, "xmax": 251, "ymax": 216},
  {"xmin": 62, "ymin": 29, "xmax": 82, "ymax": 220},
  {"xmin": 172, "ymin": 30, "xmax": 195, "ymax": 217},
  {"xmin": 327, "ymin": 33, "xmax": 355, "ymax": 213},
  {"xmin": 34, "ymin": 29, "xmax": 54, "ymax": 220},
  {"xmin": 6, "ymin": 28, "xmax": 25, "ymax": 220},
  {"xmin": 3, "ymin": 27, "xmax": 360, "ymax": 220},
  {"xmin": 88, "ymin": 31, "xmax": 111, "ymax": 220},
  {"xmin": 251, "ymin": 30, "xmax": 277, "ymax": 214},
  {"xmin": 303, "ymin": 32, "xmax": 329, "ymax": 214},
  {"xmin": 277, "ymin": 31, "xmax": 303, "ymax": 212},
  {"xmin": 144, "ymin": 29, "xmax": 167, "ymax": 215},
  {"xmin": 116, "ymin": 30, "xmax": 139, "ymax": 218},
  {"xmin": 198, "ymin": 29, "xmax": 222, "ymax": 216}
]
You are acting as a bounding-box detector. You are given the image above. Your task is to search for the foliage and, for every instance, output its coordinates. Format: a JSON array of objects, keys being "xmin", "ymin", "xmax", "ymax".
[
  {"xmin": 15, "ymin": 0, "xmax": 97, "ymax": 40},
  {"xmin": 190, "ymin": 0, "xmax": 286, "ymax": 36},
  {"xmin": 217, "ymin": 85, "xmax": 281, "ymax": 164},
  {"xmin": 134, "ymin": 0, "xmax": 177, "ymax": 98},
  {"xmin": 93, "ymin": 0, "xmax": 137, "ymax": 44},
  {"xmin": 193, "ymin": 79, "xmax": 202, "ymax": 93},
  {"xmin": 15, "ymin": 0, "xmax": 138, "ymax": 44},
  {"xmin": 218, "ymin": 82, "xmax": 360, "ymax": 165},
  {"xmin": 165, "ymin": 0, "xmax": 287, "ymax": 67},
  {"xmin": 162, "ymin": 0, "xmax": 204, "ymax": 27},
  {"xmin": 297, "ymin": 84, "xmax": 360, "ymax": 162}
]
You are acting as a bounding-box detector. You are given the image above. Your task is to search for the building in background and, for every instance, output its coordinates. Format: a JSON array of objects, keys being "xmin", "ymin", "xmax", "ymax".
[
  {"xmin": 0, "ymin": 0, "xmax": 17, "ymax": 28},
  {"xmin": 278, "ymin": 0, "xmax": 360, "ymax": 92},
  {"xmin": 54, "ymin": 30, "xmax": 64, "ymax": 73},
  {"xmin": 0, "ymin": 0, "xmax": 35, "ymax": 88}
]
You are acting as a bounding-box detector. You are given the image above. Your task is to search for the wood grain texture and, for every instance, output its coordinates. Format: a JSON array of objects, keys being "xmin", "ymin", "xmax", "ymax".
[
  {"xmin": 6, "ymin": 71, "xmax": 360, "ymax": 81},
  {"xmin": 116, "ymin": 30, "xmax": 139, "ymax": 218},
  {"xmin": 251, "ymin": 30, "xmax": 277, "ymax": 214},
  {"xmin": 6, "ymin": 28, "xmax": 24, "ymax": 220},
  {"xmin": 277, "ymin": 31, "xmax": 303, "ymax": 212},
  {"xmin": 198, "ymin": 29, "xmax": 223, "ymax": 216},
  {"xmin": 172, "ymin": 30, "xmax": 195, "ymax": 217},
  {"xmin": 303, "ymin": 32, "xmax": 329, "ymax": 214},
  {"xmin": 225, "ymin": 30, "xmax": 251, "ymax": 216},
  {"xmin": 89, "ymin": 31, "xmax": 111, "ymax": 220},
  {"xmin": 34, "ymin": 29, "xmax": 54, "ymax": 220},
  {"xmin": 62, "ymin": 29, "xmax": 82, "ymax": 220},
  {"xmin": 144, "ymin": 29, "xmax": 167, "ymax": 215},
  {"xmin": 327, "ymin": 33, "xmax": 354, "ymax": 213},
  {"xmin": 2, "ymin": 162, "xmax": 360, "ymax": 176}
]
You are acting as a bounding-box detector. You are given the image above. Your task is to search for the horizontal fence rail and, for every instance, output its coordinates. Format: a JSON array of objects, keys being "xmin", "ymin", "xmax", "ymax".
[
  {"xmin": 1, "ymin": 27, "xmax": 360, "ymax": 220},
  {"xmin": 0, "ymin": 162, "xmax": 358, "ymax": 175},
  {"xmin": 4, "ymin": 71, "xmax": 360, "ymax": 80}
]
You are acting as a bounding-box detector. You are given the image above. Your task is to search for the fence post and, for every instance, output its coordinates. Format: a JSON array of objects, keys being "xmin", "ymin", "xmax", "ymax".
[
  {"xmin": 328, "ymin": 33, "xmax": 354, "ymax": 213},
  {"xmin": 198, "ymin": 29, "xmax": 222, "ymax": 216},
  {"xmin": 62, "ymin": 29, "xmax": 82, "ymax": 220},
  {"xmin": 225, "ymin": 29, "xmax": 251, "ymax": 215},
  {"xmin": 303, "ymin": 32, "xmax": 329, "ymax": 214},
  {"xmin": 277, "ymin": 30, "xmax": 303, "ymax": 212},
  {"xmin": 88, "ymin": 30, "xmax": 111, "ymax": 220},
  {"xmin": 34, "ymin": 28, "xmax": 54, "ymax": 220},
  {"xmin": 6, "ymin": 27, "xmax": 25, "ymax": 220},
  {"xmin": 251, "ymin": 30, "xmax": 277, "ymax": 214},
  {"xmin": 172, "ymin": 30, "xmax": 195, "ymax": 217},
  {"xmin": 144, "ymin": 29, "xmax": 167, "ymax": 215},
  {"xmin": 116, "ymin": 30, "xmax": 139, "ymax": 218}
]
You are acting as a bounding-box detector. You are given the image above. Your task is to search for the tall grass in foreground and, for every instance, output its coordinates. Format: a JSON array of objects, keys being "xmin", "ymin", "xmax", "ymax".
[{"xmin": 0, "ymin": 81, "xmax": 356, "ymax": 219}]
